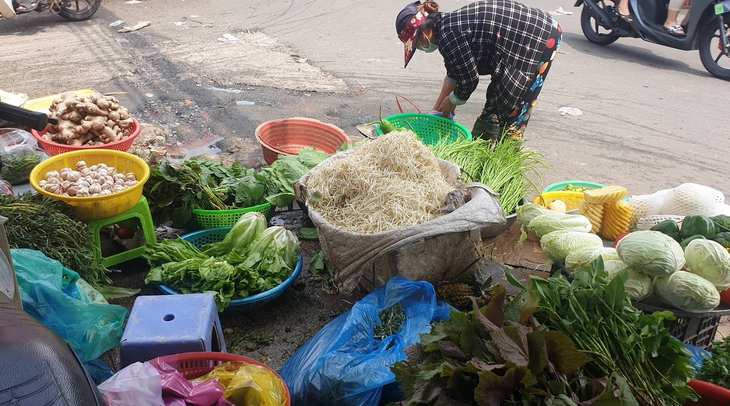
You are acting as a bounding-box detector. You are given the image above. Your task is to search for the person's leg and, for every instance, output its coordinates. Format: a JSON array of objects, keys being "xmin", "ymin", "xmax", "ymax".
[
  {"xmin": 472, "ymin": 81, "xmax": 502, "ymax": 142},
  {"xmin": 664, "ymin": 0, "xmax": 685, "ymax": 34},
  {"xmin": 501, "ymin": 22, "xmax": 562, "ymax": 141},
  {"xmin": 617, "ymin": 0, "xmax": 630, "ymax": 16}
]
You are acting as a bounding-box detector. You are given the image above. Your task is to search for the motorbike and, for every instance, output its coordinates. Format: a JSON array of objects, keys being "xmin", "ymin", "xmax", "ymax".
[
  {"xmin": 0, "ymin": 0, "xmax": 100, "ymax": 21},
  {"xmin": 575, "ymin": 0, "xmax": 730, "ymax": 80}
]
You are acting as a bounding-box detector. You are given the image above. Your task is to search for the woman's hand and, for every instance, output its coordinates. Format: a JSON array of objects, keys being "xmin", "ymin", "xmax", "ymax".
[{"xmin": 436, "ymin": 98, "xmax": 456, "ymax": 117}]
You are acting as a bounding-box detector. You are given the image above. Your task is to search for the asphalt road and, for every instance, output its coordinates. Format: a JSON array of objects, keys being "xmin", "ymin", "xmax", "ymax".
[{"xmin": 2, "ymin": 0, "xmax": 730, "ymax": 198}]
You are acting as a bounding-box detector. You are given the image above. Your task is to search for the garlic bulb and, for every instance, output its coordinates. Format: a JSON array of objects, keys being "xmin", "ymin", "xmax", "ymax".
[
  {"xmin": 76, "ymin": 160, "xmax": 87, "ymax": 171},
  {"xmin": 45, "ymin": 170, "xmax": 60, "ymax": 181},
  {"xmin": 66, "ymin": 171, "xmax": 81, "ymax": 182},
  {"xmin": 88, "ymin": 184, "xmax": 102, "ymax": 195}
]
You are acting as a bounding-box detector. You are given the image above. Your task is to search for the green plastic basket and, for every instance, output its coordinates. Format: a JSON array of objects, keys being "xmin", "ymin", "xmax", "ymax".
[
  {"xmin": 190, "ymin": 202, "xmax": 273, "ymax": 230},
  {"xmin": 375, "ymin": 113, "xmax": 472, "ymax": 145}
]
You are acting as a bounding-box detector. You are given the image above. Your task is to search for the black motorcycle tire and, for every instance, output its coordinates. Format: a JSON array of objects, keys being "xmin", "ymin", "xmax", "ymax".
[
  {"xmin": 580, "ymin": 4, "xmax": 620, "ymax": 46},
  {"xmin": 698, "ymin": 19, "xmax": 730, "ymax": 80},
  {"xmin": 57, "ymin": 0, "xmax": 100, "ymax": 21}
]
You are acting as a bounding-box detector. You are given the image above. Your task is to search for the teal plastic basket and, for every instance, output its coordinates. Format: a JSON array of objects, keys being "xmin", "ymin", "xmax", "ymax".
[{"xmin": 375, "ymin": 113, "xmax": 472, "ymax": 145}]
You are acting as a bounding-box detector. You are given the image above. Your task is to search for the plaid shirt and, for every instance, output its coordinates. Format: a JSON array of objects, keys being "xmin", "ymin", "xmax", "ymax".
[{"xmin": 436, "ymin": 0, "xmax": 554, "ymax": 113}]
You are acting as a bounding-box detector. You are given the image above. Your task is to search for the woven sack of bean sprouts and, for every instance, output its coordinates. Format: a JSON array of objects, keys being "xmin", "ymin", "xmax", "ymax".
[{"xmin": 294, "ymin": 130, "xmax": 505, "ymax": 294}]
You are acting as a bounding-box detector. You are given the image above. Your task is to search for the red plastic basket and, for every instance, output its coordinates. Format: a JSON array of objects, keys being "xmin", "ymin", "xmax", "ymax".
[
  {"xmin": 154, "ymin": 352, "xmax": 290, "ymax": 405},
  {"xmin": 685, "ymin": 379, "xmax": 730, "ymax": 405},
  {"xmin": 30, "ymin": 117, "xmax": 141, "ymax": 156},
  {"xmin": 255, "ymin": 117, "xmax": 349, "ymax": 165}
]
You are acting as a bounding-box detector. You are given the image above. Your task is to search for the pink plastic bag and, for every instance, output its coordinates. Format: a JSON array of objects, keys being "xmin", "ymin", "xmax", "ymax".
[
  {"xmin": 150, "ymin": 359, "xmax": 233, "ymax": 406},
  {"xmin": 98, "ymin": 362, "xmax": 164, "ymax": 406}
]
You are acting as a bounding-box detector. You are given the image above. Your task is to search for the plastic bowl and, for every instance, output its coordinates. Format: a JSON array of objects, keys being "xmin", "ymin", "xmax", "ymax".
[
  {"xmin": 28, "ymin": 149, "xmax": 150, "ymax": 221},
  {"xmin": 375, "ymin": 113, "xmax": 471, "ymax": 145},
  {"xmin": 152, "ymin": 352, "xmax": 290, "ymax": 405},
  {"xmin": 255, "ymin": 117, "xmax": 349, "ymax": 165},
  {"xmin": 157, "ymin": 227, "xmax": 303, "ymax": 313},
  {"xmin": 543, "ymin": 180, "xmax": 605, "ymax": 193},
  {"xmin": 31, "ymin": 117, "xmax": 141, "ymax": 156}
]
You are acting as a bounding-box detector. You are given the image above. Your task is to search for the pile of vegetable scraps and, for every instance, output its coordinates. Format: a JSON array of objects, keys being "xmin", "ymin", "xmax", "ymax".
[{"xmin": 305, "ymin": 130, "xmax": 453, "ymax": 234}]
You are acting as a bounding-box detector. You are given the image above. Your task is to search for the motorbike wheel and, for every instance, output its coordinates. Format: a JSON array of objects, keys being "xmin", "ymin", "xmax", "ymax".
[
  {"xmin": 699, "ymin": 19, "xmax": 730, "ymax": 80},
  {"xmin": 56, "ymin": 0, "xmax": 100, "ymax": 21},
  {"xmin": 580, "ymin": 3, "xmax": 619, "ymax": 46}
]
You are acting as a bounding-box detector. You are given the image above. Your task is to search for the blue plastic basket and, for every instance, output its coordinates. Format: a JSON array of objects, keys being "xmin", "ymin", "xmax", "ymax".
[{"xmin": 157, "ymin": 227, "xmax": 303, "ymax": 313}]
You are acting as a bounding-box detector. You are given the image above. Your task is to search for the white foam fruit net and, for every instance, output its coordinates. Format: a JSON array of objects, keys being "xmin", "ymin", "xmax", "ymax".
[
  {"xmin": 635, "ymin": 215, "xmax": 684, "ymax": 230},
  {"xmin": 628, "ymin": 183, "xmax": 726, "ymax": 228}
]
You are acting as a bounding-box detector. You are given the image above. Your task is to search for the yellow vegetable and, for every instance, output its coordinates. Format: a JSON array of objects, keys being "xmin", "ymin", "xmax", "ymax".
[
  {"xmin": 583, "ymin": 185, "xmax": 628, "ymax": 204},
  {"xmin": 602, "ymin": 200, "xmax": 632, "ymax": 240},
  {"xmin": 578, "ymin": 199, "xmax": 603, "ymax": 233}
]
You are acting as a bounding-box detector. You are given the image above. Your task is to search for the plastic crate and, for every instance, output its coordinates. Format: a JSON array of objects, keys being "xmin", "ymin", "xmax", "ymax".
[
  {"xmin": 28, "ymin": 149, "xmax": 150, "ymax": 221},
  {"xmin": 156, "ymin": 227, "xmax": 303, "ymax": 313},
  {"xmin": 685, "ymin": 379, "xmax": 730, "ymax": 406},
  {"xmin": 633, "ymin": 300, "xmax": 726, "ymax": 350},
  {"xmin": 375, "ymin": 113, "xmax": 472, "ymax": 145},
  {"xmin": 190, "ymin": 202, "xmax": 273, "ymax": 230},
  {"xmin": 31, "ymin": 117, "xmax": 141, "ymax": 156},
  {"xmin": 153, "ymin": 352, "xmax": 290, "ymax": 405}
]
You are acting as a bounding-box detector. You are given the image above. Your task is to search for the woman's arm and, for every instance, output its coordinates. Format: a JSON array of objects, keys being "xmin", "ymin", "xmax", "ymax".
[{"xmin": 432, "ymin": 79, "xmax": 456, "ymax": 111}]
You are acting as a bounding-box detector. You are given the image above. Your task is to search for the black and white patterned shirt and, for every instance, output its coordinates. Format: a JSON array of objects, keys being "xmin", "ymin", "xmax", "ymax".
[{"xmin": 435, "ymin": 0, "xmax": 554, "ymax": 112}]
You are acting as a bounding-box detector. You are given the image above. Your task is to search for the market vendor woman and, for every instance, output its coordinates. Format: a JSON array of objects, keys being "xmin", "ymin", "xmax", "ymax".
[{"xmin": 396, "ymin": 0, "xmax": 561, "ymax": 141}]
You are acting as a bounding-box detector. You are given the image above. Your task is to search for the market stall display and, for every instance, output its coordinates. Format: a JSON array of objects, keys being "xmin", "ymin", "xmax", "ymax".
[
  {"xmin": 143, "ymin": 212, "xmax": 302, "ymax": 312},
  {"xmin": 30, "ymin": 92, "xmax": 140, "ymax": 155},
  {"xmin": 29, "ymin": 149, "xmax": 150, "ymax": 221}
]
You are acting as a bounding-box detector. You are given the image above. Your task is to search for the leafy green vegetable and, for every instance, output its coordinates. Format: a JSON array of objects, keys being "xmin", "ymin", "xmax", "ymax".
[
  {"xmin": 390, "ymin": 284, "xmax": 625, "ymax": 405},
  {"xmin": 429, "ymin": 137, "xmax": 548, "ymax": 216},
  {"xmin": 531, "ymin": 259, "xmax": 696, "ymax": 406},
  {"xmin": 260, "ymin": 148, "xmax": 328, "ymax": 207},
  {"xmin": 616, "ymin": 230, "xmax": 685, "ymax": 276},
  {"xmin": 527, "ymin": 213, "xmax": 592, "ymax": 238},
  {"xmin": 143, "ymin": 224, "xmax": 300, "ymax": 311},
  {"xmin": 696, "ymin": 336, "xmax": 730, "ymax": 389},
  {"xmin": 684, "ymin": 238, "xmax": 730, "ymax": 290},
  {"xmin": 1, "ymin": 152, "xmax": 42, "ymax": 185},
  {"xmin": 201, "ymin": 212, "xmax": 266, "ymax": 257},
  {"xmin": 296, "ymin": 227, "xmax": 319, "ymax": 240},
  {"xmin": 654, "ymin": 271, "xmax": 720, "ymax": 312},
  {"xmin": 539, "ymin": 230, "xmax": 603, "ymax": 263},
  {"xmin": 0, "ymin": 192, "xmax": 110, "ymax": 285},
  {"xmin": 565, "ymin": 246, "xmax": 619, "ymax": 271},
  {"xmin": 713, "ymin": 231, "xmax": 730, "ymax": 248}
]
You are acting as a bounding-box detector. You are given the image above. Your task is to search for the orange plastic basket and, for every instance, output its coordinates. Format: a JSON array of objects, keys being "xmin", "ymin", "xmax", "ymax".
[
  {"xmin": 29, "ymin": 149, "xmax": 150, "ymax": 221},
  {"xmin": 154, "ymin": 352, "xmax": 290, "ymax": 405},
  {"xmin": 255, "ymin": 117, "xmax": 349, "ymax": 165},
  {"xmin": 31, "ymin": 117, "xmax": 141, "ymax": 156},
  {"xmin": 684, "ymin": 379, "xmax": 730, "ymax": 405}
]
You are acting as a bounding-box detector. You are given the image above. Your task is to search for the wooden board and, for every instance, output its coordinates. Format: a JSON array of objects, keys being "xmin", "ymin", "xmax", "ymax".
[{"xmin": 481, "ymin": 220, "xmax": 550, "ymax": 272}]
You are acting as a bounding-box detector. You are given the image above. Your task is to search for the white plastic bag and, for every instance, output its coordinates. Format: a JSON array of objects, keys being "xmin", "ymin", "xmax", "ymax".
[{"xmin": 98, "ymin": 362, "xmax": 164, "ymax": 406}]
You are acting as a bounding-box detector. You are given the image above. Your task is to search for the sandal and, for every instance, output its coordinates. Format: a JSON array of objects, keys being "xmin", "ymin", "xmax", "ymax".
[
  {"xmin": 665, "ymin": 24, "xmax": 685, "ymax": 36},
  {"xmin": 618, "ymin": 13, "xmax": 634, "ymax": 23}
]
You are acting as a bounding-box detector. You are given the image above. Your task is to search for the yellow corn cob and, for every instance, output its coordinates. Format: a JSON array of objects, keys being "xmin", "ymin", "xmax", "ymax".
[
  {"xmin": 583, "ymin": 185, "xmax": 628, "ymax": 204},
  {"xmin": 602, "ymin": 200, "xmax": 632, "ymax": 240},
  {"xmin": 578, "ymin": 199, "xmax": 603, "ymax": 233}
]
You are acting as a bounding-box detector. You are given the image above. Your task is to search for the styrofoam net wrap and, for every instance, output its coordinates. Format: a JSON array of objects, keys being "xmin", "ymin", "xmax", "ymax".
[
  {"xmin": 628, "ymin": 183, "xmax": 726, "ymax": 228},
  {"xmin": 635, "ymin": 215, "xmax": 685, "ymax": 230}
]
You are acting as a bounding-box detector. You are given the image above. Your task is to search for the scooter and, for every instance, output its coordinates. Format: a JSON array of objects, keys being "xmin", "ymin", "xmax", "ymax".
[
  {"xmin": 575, "ymin": 0, "xmax": 730, "ymax": 80},
  {"xmin": 0, "ymin": 0, "xmax": 100, "ymax": 21}
]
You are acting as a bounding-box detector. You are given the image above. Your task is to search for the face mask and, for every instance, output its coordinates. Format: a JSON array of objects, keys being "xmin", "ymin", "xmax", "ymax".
[{"xmin": 418, "ymin": 39, "xmax": 438, "ymax": 53}]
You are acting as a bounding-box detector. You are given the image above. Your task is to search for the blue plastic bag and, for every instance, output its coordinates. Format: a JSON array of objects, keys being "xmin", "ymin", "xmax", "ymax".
[
  {"xmin": 11, "ymin": 248, "xmax": 128, "ymax": 363},
  {"xmin": 279, "ymin": 276, "xmax": 450, "ymax": 406},
  {"xmin": 684, "ymin": 343, "xmax": 712, "ymax": 375}
]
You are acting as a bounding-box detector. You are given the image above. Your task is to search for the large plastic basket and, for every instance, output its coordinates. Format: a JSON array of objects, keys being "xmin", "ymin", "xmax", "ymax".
[
  {"xmin": 28, "ymin": 149, "xmax": 150, "ymax": 221},
  {"xmin": 684, "ymin": 379, "xmax": 730, "ymax": 405},
  {"xmin": 532, "ymin": 191, "xmax": 586, "ymax": 212},
  {"xmin": 375, "ymin": 113, "xmax": 471, "ymax": 145},
  {"xmin": 153, "ymin": 352, "xmax": 290, "ymax": 405},
  {"xmin": 543, "ymin": 180, "xmax": 605, "ymax": 193},
  {"xmin": 31, "ymin": 117, "xmax": 141, "ymax": 156},
  {"xmin": 255, "ymin": 117, "xmax": 349, "ymax": 165},
  {"xmin": 190, "ymin": 202, "xmax": 273, "ymax": 230},
  {"xmin": 157, "ymin": 227, "xmax": 303, "ymax": 313}
]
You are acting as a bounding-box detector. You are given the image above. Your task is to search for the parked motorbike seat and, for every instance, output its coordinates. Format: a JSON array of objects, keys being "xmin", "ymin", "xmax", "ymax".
[{"xmin": 0, "ymin": 293, "xmax": 104, "ymax": 405}]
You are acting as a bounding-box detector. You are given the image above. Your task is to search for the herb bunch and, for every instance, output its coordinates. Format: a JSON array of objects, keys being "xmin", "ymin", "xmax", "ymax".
[{"xmin": 696, "ymin": 336, "xmax": 730, "ymax": 389}]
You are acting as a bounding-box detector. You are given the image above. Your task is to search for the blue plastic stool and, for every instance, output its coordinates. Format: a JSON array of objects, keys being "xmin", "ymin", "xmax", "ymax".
[{"xmin": 119, "ymin": 293, "xmax": 226, "ymax": 368}]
